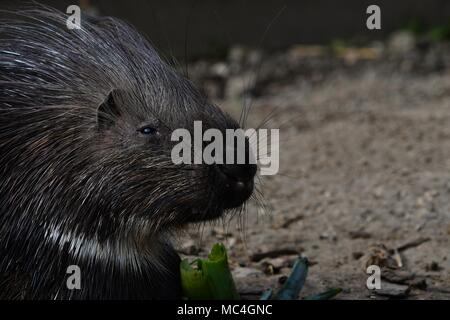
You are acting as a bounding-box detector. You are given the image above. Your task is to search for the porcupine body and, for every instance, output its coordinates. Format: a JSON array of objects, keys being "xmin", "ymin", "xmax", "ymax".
[{"xmin": 0, "ymin": 6, "xmax": 256, "ymax": 299}]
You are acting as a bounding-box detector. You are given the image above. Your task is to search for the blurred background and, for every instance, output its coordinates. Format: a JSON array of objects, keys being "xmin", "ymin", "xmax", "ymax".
[
  {"xmin": 6, "ymin": 0, "xmax": 449, "ymax": 58},
  {"xmin": 3, "ymin": 0, "xmax": 450, "ymax": 299}
]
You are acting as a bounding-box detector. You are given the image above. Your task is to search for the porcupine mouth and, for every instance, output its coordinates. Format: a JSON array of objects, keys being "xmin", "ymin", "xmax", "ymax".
[
  {"xmin": 180, "ymin": 184, "xmax": 254, "ymax": 224},
  {"xmin": 181, "ymin": 206, "xmax": 225, "ymax": 224},
  {"xmin": 180, "ymin": 189, "xmax": 253, "ymax": 224},
  {"xmin": 173, "ymin": 163, "xmax": 256, "ymax": 225}
]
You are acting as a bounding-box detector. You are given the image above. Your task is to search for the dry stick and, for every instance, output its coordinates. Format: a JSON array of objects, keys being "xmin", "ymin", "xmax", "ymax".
[
  {"xmin": 280, "ymin": 214, "xmax": 304, "ymax": 229},
  {"xmin": 394, "ymin": 237, "xmax": 431, "ymax": 253}
]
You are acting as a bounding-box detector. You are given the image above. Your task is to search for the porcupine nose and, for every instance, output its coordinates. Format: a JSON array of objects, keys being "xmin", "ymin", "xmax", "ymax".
[
  {"xmin": 216, "ymin": 137, "xmax": 257, "ymax": 209},
  {"xmin": 217, "ymin": 163, "xmax": 256, "ymax": 209}
]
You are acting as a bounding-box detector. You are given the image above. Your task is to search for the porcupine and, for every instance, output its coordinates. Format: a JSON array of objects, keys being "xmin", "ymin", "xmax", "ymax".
[{"xmin": 0, "ymin": 5, "xmax": 256, "ymax": 299}]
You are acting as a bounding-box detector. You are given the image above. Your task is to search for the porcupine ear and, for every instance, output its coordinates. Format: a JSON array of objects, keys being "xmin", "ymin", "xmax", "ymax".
[{"xmin": 97, "ymin": 89, "xmax": 123, "ymax": 130}]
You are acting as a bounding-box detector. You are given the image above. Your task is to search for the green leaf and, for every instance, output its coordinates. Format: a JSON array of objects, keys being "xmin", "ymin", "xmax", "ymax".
[
  {"xmin": 180, "ymin": 243, "xmax": 240, "ymax": 300},
  {"xmin": 260, "ymin": 289, "xmax": 273, "ymax": 300},
  {"xmin": 304, "ymin": 288, "xmax": 342, "ymax": 300},
  {"xmin": 275, "ymin": 257, "xmax": 309, "ymax": 300}
]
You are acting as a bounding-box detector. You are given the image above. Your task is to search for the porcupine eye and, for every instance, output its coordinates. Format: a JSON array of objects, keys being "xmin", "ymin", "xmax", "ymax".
[{"xmin": 138, "ymin": 125, "xmax": 158, "ymax": 136}]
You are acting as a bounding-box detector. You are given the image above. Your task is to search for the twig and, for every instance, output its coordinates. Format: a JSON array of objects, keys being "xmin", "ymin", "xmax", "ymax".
[{"xmin": 395, "ymin": 237, "xmax": 431, "ymax": 253}]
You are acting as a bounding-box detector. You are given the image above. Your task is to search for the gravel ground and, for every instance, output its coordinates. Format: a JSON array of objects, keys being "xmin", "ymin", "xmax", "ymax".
[{"xmin": 177, "ymin": 37, "xmax": 450, "ymax": 300}]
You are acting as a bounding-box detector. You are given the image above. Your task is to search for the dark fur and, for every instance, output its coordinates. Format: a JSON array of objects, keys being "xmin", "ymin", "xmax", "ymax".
[{"xmin": 0, "ymin": 6, "xmax": 250, "ymax": 299}]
